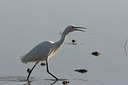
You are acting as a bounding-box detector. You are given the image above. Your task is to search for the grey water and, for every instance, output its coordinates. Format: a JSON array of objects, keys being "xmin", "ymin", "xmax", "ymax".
[{"xmin": 0, "ymin": 0, "xmax": 128, "ymax": 85}]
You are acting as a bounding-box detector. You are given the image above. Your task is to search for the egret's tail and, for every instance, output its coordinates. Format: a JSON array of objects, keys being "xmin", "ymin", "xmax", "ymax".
[
  {"xmin": 20, "ymin": 55, "xmax": 40, "ymax": 63},
  {"xmin": 20, "ymin": 55, "xmax": 28, "ymax": 63}
]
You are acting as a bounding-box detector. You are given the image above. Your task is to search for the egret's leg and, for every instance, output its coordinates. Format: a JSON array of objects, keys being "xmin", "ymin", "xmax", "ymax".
[
  {"xmin": 46, "ymin": 60, "xmax": 58, "ymax": 80},
  {"xmin": 27, "ymin": 61, "xmax": 39, "ymax": 81}
]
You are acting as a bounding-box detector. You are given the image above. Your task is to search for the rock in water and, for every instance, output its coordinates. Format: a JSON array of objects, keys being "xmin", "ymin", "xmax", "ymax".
[
  {"xmin": 75, "ymin": 69, "xmax": 88, "ymax": 74},
  {"xmin": 92, "ymin": 51, "xmax": 100, "ymax": 56}
]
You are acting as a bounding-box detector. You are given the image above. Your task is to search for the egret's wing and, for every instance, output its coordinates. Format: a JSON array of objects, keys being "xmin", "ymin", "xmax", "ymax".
[{"xmin": 21, "ymin": 41, "xmax": 53, "ymax": 63}]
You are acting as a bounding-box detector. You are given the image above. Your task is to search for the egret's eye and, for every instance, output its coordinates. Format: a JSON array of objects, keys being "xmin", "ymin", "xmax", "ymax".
[{"xmin": 72, "ymin": 26, "xmax": 75, "ymax": 29}]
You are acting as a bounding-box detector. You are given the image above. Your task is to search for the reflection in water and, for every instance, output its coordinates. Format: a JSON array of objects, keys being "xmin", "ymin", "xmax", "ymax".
[
  {"xmin": 0, "ymin": 76, "xmax": 36, "ymax": 85},
  {"xmin": 0, "ymin": 76, "xmax": 35, "ymax": 82},
  {"xmin": 26, "ymin": 80, "xmax": 70, "ymax": 85},
  {"xmin": 65, "ymin": 42, "xmax": 77, "ymax": 45},
  {"xmin": 50, "ymin": 80, "xmax": 58, "ymax": 85},
  {"xmin": 73, "ymin": 78, "xmax": 88, "ymax": 81},
  {"xmin": 23, "ymin": 80, "xmax": 33, "ymax": 85},
  {"xmin": 0, "ymin": 76, "xmax": 70, "ymax": 85},
  {"xmin": 24, "ymin": 80, "xmax": 31, "ymax": 85},
  {"xmin": 25, "ymin": 79, "xmax": 58, "ymax": 85},
  {"xmin": 0, "ymin": 76, "xmax": 58, "ymax": 85},
  {"xmin": 0, "ymin": 76, "xmax": 88, "ymax": 85},
  {"xmin": 44, "ymin": 79, "xmax": 69, "ymax": 85}
]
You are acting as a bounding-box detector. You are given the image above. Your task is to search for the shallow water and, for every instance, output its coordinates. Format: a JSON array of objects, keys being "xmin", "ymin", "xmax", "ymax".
[{"xmin": 0, "ymin": 0, "xmax": 128, "ymax": 85}]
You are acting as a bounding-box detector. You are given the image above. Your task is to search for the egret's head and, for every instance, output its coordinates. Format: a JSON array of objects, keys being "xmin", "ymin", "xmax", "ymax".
[{"xmin": 63, "ymin": 25, "xmax": 86, "ymax": 35}]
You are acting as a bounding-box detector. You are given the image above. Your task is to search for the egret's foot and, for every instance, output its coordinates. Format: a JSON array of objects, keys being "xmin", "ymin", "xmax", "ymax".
[
  {"xmin": 45, "ymin": 78, "xmax": 68, "ymax": 81},
  {"xmin": 54, "ymin": 77, "xmax": 59, "ymax": 81},
  {"xmin": 27, "ymin": 80, "xmax": 31, "ymax": 85}
]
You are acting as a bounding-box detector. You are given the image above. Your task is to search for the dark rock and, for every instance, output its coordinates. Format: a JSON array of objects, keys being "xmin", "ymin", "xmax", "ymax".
[
  {"xmin": 72, "ymin": 39, "xmax": 76, "ymax": 43},
  {"xmin": 92, "ymin": 51, "xmax": 100, "ymax": 56},
  {"xmin": 62, "ymin": 80, "xmax": 70, "ymax": 85},
  {"xmin": 27, "ymin": 68, "xmax": 31, "ymax": 73},
  {"xmin": 75, "ymin": 69, "xmax": 88, "ymax": 74},
  {"xmin": 40, "ymin": 63, "xmax": 46, "ymax": 66}
]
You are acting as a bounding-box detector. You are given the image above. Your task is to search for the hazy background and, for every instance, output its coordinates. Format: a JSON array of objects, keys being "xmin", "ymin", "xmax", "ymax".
[{"xmin": 0, "ymin": 0, "xmax": 128, "ymax": 85}]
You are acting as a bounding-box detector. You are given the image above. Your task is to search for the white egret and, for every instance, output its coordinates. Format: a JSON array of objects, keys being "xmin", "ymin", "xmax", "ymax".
[{"xmin": 20, "ymin": 25, "xmax": 86, "ymax": 81}]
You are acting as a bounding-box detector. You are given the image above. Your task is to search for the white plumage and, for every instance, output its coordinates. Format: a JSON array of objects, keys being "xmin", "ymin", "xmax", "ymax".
[{"xmin": 21, "ymin": 41, "xmax": 54, "ymax": 63}]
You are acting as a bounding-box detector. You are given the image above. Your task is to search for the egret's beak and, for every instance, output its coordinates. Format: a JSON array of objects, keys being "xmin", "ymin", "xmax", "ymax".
[{"xmin": 74, "ymin": 27, "xmax": 86, "ymax": 32}]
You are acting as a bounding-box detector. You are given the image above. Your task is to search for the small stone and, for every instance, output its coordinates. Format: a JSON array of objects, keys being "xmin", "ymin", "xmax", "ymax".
[
  {"xmin": 62, "ymin": 81, "xmax": 70, "ymax": 85},
  {"xmin": 72, "ymin": 39, "xmax": 77, "ymax": 45},
  {"xmin": 40, "ymin": 63, "xmax": 46, "ymax": 66},
  {"xmin": 92, "ymin": 51, "xmax": 100, "ymax": 56},
  {"xmin": 75, "ymin": 69, "xmax": 88, "ymax": 74},
  {"xmin": 72, "ymin": 39, "xmax": 76, "ymax": 43},
  {"xmin": 27, "ymin": 68, "xmax": 31, "ymax": 73}
]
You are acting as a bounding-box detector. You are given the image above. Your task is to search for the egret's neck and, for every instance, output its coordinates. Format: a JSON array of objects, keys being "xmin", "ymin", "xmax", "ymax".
[{"xmin": 54, "ymin": 32, "xmax": 67, "ymax": 49}]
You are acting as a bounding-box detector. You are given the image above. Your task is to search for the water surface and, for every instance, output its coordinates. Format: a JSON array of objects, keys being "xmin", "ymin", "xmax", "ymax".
[{"xmin": 0, "ymin": 0, "xmax": 128, "ymax": 85}]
